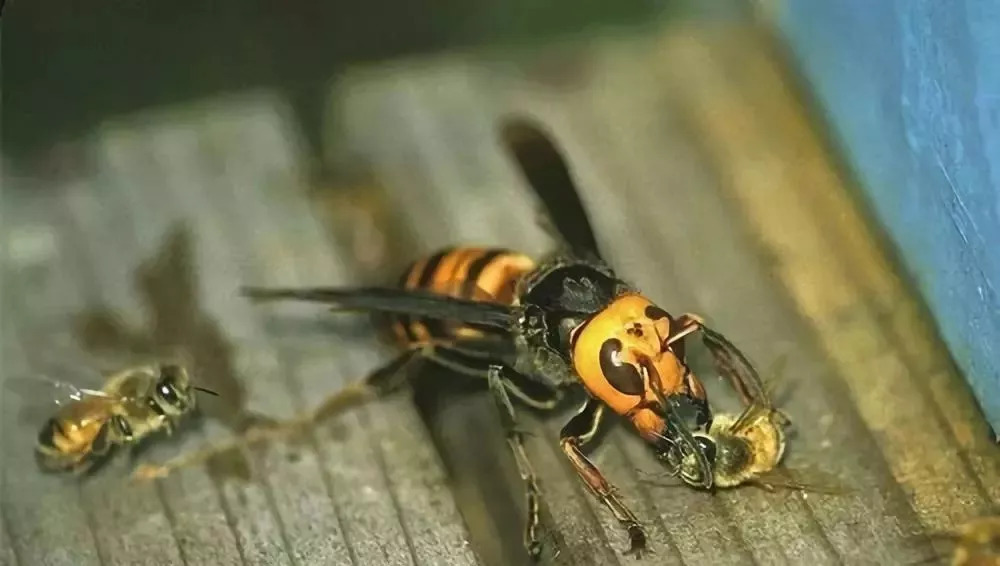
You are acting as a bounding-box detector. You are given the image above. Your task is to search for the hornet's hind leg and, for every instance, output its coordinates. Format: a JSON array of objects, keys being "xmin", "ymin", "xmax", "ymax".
[
  {"xmin": 131, "ymin": 339, "xmax": 553, "ymax": 481},
  {"xmin": 130, "ymin": 345, "xmax": 428, "ymax": 481},
  {"xmin": 374, "ymin": 342, "xmax": 569, "ymax": 559}
]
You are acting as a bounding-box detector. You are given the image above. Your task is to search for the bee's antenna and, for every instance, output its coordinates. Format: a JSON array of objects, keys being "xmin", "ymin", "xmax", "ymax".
[{"xmin": 194, "ymin": 386, "xmax": 219, "ymax": 396}]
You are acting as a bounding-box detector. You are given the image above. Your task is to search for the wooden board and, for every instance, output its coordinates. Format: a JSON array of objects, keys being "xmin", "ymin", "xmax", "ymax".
[
  {"xmin": 3, "ymin": 21, "xmax": 996, "ymax": 566},
  {"xmin": 1, "ymin": 97, "xmax": 478, "ymax": 566},
  {"xmin": 773, "ymin": 0, "xmax": 1000, "ymax": 436}
]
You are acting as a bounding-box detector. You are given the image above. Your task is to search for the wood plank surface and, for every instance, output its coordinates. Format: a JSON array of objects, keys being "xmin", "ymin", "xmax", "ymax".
[
  {"xmin": 1, "ymin": 97, "xmax": 478, "ymax": 566},
  {"xmin": 774, "ymin": 0, "xmax": 1000, "ymax": 434},
  {"xmin": 3, "ymin": 21, "xmax": 996, "ymax": 566}
]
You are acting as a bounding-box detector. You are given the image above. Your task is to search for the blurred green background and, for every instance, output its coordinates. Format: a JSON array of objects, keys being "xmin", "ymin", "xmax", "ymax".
[{"xmin": 3, "ymin": 0, "xmax": 712, "ymax": 164}]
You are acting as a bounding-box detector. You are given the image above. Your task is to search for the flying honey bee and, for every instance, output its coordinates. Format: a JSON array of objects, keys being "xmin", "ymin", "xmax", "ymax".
[{"xmin": 11, "ymin": 362, "xmax": 217, "ymax": 475}]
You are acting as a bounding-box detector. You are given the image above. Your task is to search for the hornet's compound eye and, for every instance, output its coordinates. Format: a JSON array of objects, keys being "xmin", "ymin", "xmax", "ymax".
[{"xmin": 598, "ymin": 338, "xmax": 644, "ymax": 395}]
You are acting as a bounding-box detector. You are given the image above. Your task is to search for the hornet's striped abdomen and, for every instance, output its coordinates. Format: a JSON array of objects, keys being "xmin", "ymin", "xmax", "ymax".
[{"xmin": 381, "ymin": 247, "xmax": 535, "ymax": 347}]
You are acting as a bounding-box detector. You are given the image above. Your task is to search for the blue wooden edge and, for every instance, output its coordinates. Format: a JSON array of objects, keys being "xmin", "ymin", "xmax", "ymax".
[{"xmin": 777, "ymin": 0, "xmax": 1000, "ymax": 437}]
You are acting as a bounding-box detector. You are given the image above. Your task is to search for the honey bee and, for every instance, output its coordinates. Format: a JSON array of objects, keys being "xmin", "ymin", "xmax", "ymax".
[
  {"xmin": 921, "ymin": 517, "xmax": 1000, "ymax": 566},
  {"xmin": 949, "ymin": 517, "xmax": 1000, "ymax": 566},
  {"xmin": 678, "ymin": 355, "xmax": 840, "ymax": 494},
  {"xmin": 681, "ymin": 393, "xmax": 790, "ymax": 489},
  {"xmin": 15, "ymin": 362, "xmax": 216, "ymax": 475}
]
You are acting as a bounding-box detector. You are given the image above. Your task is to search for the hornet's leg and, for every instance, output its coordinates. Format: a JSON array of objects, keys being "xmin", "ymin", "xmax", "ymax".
[
  {"xmin": 132, "ymin": 340, "xmax": 561, "ymax": 481},
  {"xmin": 668, "ymin": 313, "xmax": 766, "ymax": 407},
  {"xmin": 559, "ymin": 399, "xmax": 647, "ymax": 557},
  {"xmin": 421, "ymin": 341, "xmax": 565, "ymax": 411},
  {"xmin": 131, "ymin": 345, "xmax": 429, "ymax": 481},
  {"xmin": 488, "ymin": 364, "xmax": 563, "ymax": 561}
]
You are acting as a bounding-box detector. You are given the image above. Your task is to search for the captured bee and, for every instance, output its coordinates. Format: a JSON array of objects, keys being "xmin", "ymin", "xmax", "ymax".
[
  {"xmin": 681, "ymin": 362, "xmax": 791, "ymax": 490},
  {"xmin": 19, "ymin": 362, "xmax": 217, "ymax": 475},
  {"xmin": 673, "ymin": 354, "xmax": 847, "ymax": 495},
  {"xmin": 227, "ymin": 116, "xmax": 773, "ymax": 559}
]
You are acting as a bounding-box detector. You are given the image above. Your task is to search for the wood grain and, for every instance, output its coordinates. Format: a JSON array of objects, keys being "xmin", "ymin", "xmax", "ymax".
[
  {"xmin": 2, "ymin": 96, "xmax": 478, "ymax": 566},
  {"xmin": 3, "ymin": 21, "xmax": 994, "ymax": 566},
  {"xmin": 657, "ymin": 23, "xmax": 1000, "ymax": 531},
  {"xmin": 776, "ymin": 0, "xmax": 1000, "ymax": 435}
]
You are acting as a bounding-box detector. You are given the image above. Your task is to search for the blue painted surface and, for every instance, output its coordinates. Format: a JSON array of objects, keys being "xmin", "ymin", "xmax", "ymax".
[{"xmin": 777, "ymin": 0, "xmax": 1000, "ymax": 434}]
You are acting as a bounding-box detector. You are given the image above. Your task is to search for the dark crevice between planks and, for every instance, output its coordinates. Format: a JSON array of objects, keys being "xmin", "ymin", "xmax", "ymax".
[
  {"xmin": 8, "ymin": 20, "xmax": 993, "ymax": 566},
  {"xmin": 308, "ymin": 178, "xmax": 566, "ymax": 566},
  {"xmin": 70, "ymin": 225, "xmax": 276, "ymax": 487},
  {"xmin": 62, "ymin": 209, "xmax": 257, "ymax": 564}
]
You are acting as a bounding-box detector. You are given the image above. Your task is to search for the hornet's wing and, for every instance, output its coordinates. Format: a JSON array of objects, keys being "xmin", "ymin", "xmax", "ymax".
[
  {"xmin": 241, "ymin": 285, "xmax": 514, "ymax": 330},
  {"xmin": 500, "ymin": 116, "xmax": 606, "ymax": 263}
]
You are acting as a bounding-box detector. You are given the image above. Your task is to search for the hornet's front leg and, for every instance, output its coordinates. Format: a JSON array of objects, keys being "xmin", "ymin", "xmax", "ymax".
[
  {"xmin": 487, "ymin": 364, "xmax": 564, "ymax": 561},
  {"xmin": 560, "ymin": 399, "xmax": 647, "ymax": 558},
  {"xmin": 667, "ymin": 313, "xmax": 767, "ymax": 408}
]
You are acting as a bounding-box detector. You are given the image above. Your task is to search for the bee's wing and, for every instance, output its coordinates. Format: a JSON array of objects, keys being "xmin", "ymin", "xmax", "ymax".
[
  {"xmin": 240, "ymin": 286, "xmax": 515, "ymax": 330},
  {"xmin": 3, "ymin": 373, "xmax": 127, "ymax": 426},
  {"xmin": 500, "ymin": 116, "xmax": 606, "ymax": 262},
  {"xmin": 751, "ymin": 465, "xmax": 853, "ymax": 496},
  {"xmin": 2, "ymin": 376, "xmax": 123, "ymax": 443}
]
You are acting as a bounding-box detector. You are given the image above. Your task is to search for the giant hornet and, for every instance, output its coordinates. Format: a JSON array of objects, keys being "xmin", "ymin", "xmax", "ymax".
[
  {"xmin": 10, "ymin": 362, "xmax": 216, "ymax": 475},
  {"xmin": 673, "ymin": 356, "xmax": 822, "ymax": 493},
  {"xmin": 227, "ymin": 117, "xmax": 774, "ymax": 558},
  {"xmin": 134, "ymin": 117, "xmax": 770, "ymax": 558}
]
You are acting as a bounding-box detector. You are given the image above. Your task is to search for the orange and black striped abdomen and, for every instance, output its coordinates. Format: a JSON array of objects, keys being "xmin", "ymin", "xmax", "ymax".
[
  {"xmin": 380, "ymin": 247, "xmax": 536, "ymax": 347},
  {"xmin": 35, "ymin": 405, "xmax": 110, "ymax": 471}
]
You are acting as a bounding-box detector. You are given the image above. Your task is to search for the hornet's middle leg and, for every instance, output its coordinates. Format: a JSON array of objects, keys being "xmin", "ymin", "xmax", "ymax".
[
  {"xmin": 559, "ymin": 398, "xmax": 647, "ymax": 557},
  {"xmin": 487, "ymin": 364, "xmax": 565, "ymax": 560}
]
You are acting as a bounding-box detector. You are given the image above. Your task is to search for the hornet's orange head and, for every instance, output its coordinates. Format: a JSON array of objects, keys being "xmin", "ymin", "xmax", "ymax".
[{"xmin": 570, "ymin": 293, "xmax": 716, "ymax": 487}]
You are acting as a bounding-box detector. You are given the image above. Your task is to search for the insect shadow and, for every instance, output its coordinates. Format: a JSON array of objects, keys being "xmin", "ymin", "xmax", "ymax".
[{"xmin": 72, "ymin": 223, "xmax": 273, "ymax": 481}]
